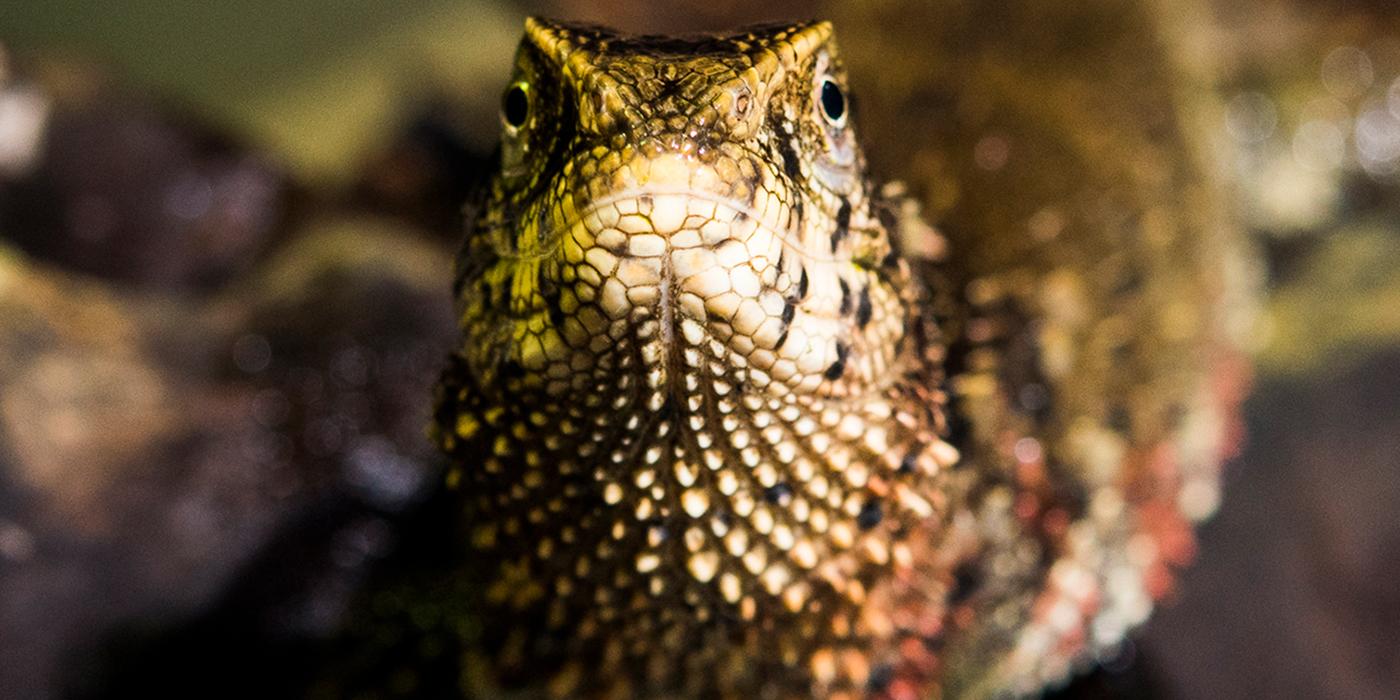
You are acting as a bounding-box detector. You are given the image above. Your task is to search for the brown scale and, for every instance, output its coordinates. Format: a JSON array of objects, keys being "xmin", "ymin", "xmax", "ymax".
[{"xmin": 418, "ymin": 14, "xmax": 1247, "ymax": 700}]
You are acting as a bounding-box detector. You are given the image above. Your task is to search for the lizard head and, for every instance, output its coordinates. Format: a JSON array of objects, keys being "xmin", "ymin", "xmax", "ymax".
[{"xmin": 454, "ymin": 18, "xmax": 914, "ymax": 403}]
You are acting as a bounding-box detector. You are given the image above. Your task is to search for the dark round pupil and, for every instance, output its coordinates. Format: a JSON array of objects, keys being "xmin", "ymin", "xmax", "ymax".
[
  {"xmin": 820, "ymin": 79, "xmax": 845, "ymax": 122},
  {"xmin": 503, "ymin": 85, "xmax": 529, "ymax": 128}
]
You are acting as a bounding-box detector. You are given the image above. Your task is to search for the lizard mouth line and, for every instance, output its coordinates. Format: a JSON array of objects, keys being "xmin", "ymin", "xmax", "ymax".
[
  {"xmin": 570, "ymin": 188, "xmax": 776, "ymax": 249},
  {"xmin": 491, "ymin": 187, "xmax": 855, "ymax": 265}
]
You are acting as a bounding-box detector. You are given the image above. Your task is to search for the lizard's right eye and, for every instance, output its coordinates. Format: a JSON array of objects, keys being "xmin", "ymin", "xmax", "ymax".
[
  {"xmin": 818, "ymin": 78, "xmax": 846, "ymax": 127},
  {"xmin": 502, "ymin": 82, "xmax": 530, "ymax": 130}
]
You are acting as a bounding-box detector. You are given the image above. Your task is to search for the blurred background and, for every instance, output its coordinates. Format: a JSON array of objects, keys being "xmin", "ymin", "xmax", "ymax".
[{"xmin": 0, "ymin": 1, "xmax": 1396, "ymax": 698}]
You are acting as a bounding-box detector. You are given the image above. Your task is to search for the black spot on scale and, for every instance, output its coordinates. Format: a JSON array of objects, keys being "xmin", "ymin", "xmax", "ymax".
[
  {"xmin": 944, "ymin": 410, "xmax": 972, "ymax": 457},
  {"xmin": 877, "ymin": 205, "xmax": 898, "ymax": 232},
  {"xmin": 544, "ymin": 290, "xmax": 565, "ymax": 328},
  {"xmin": 949, "ymin": 562, "xmax": 981, "ymax": 604},
  {"xmin": 796, "ymin": 268, "xmax": 809, "ymax": 299},
  {"xmin": 1107, "ymin": 405, "xmax": 1132, "ymax": 434},
  {"xmin": 856, "ymin": 499, "xmax": 883, "ymax": 530},
  {"xmin": 764, "ymin": 482, "xmax": 794, "ymax": 505},
  {"xmin": 824, "ymin": 342, "xmax": 848, "ymax": 380},
  {"xmin": 646, "ymin": 521, "xmax": 670, "ymax": 543},
  {"xmin": 478, "ymin": 279, "xmax": 493, "ymax": 309},
  {"xmin": 838, "ymin": 278, "xmax": 852, "ymax": 315},
  {"xmin": 855, "ymin": 287, "xmax": 873, "ymax": 328},
  {"xmin": 831, "ymin": 198, "xmax": 851, "ymax": 253},
  {"xmin": 778, "ymin": 137, "xmax": 802, "ymax": 182},
  {"xmin": 781, "ymin": 298, "xmax": 796, "ymax": 326},
  {"xmin": 867, "ymin": 664, "xmax": 895, "ymax": 693},
  {"xmin": 898, "ymin": 450, "xmax": 919, "ymax": 474}
]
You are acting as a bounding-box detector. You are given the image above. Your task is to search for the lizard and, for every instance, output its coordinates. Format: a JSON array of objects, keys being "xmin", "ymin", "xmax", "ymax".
[{"xmin": 421, "ymin": 17, "xmax": 1248, "ymax": 699}]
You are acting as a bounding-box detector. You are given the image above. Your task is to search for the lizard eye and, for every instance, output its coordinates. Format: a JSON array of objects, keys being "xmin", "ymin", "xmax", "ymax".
[
  {"xmin": 818, "ymin": 78, "xmax": 846, "ymax": 127},
  {"xmin": 502, "ymin": 82, "xmax": 530, "ymax": 131}
]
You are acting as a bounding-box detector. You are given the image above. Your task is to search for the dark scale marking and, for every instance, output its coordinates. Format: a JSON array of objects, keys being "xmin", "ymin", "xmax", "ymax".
[
  {"xmin": 796, "ymin": 267, "xmax": 809, "ymax": 299},
  {"xmin": 839, "ymin": 278, "xmax": 852, "ymax": 315},
  {"xmin": 867, "ymin": 664, "xmax": 895, "ymax": 693},
  {"xmin": 825, "ymin": 342, "xmax": 848, "ymax": 380},
  {"xmin": 545, "ymin": 292, "xmax": 566, "ymax": 328},
  {"xmin": 1111, "ymin": 339, "xmax": 1134, "ymax": 363},
  {"xmin": 876, "ymin": 205, "xmax": 898, "ymax": 232},
  {"xmin": 501, "ymin": 359, "xmax": 525, "ymax": 378},
  {"xmin": 479, "ymin": 279, "xmax": 494, "ymax": 309},
  {"xmin": 898, "ymin": 450, "xmax": 919, "ymax": 474},
  {"xmin": 949, "ymin": 562, "xmax": 981, "ymax": 605},
  {"xmin": 1165, "ymin": 401, "xmax": 1189, "ymax": 432},
  {"xmin": 500, "ymin": 271, "xmax": 515, "ymax": 302},
  {"xmin": 855, "ymin": 286, "xmax": 873, "ymax": 328},
  {"xmin": 831, "ymin": 198, "xmax": 851, "ymax": 252},
  {"xmin": 856, "ymin": 499, "xmax": 884, "ymax": 530},
  {"xmin": 539, "ymin": 275, "xmax": 565, "ymax": 327},
  {"xmin": 781, "ymin": 299, "xmax": 796, "ymax": 326},
  {"xmin": 1114, "ymin": 262, "xmax": 1145, "ymax": 296},
  {"xmin": 944, "ymin": 411, "xmax": 972, "ymax": 461},
  {"xmin": 778, "ymin": 136, "xmax": 802, "ymax": 182},
  {"xmin": 764, "ymin": 482, "xmax": 794, "ymax": 505},
  {"xmin": 1107, "ymin": 405, "xmax": 1132, "ymax": 434}
]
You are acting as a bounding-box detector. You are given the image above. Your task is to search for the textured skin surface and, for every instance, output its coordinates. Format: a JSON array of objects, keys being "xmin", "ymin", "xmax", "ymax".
[{"xmin": 428, "ymin": 17, "xmax": 1247, "ymax": 699}]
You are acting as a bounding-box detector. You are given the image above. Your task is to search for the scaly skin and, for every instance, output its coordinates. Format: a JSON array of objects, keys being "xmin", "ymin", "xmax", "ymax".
[{"xmin": 426, "ymin": 17, "xmax": 1245, "ymax": 699}]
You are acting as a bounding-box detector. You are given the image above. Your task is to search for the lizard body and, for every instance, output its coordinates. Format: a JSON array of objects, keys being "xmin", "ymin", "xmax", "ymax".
[{"xmin": 420, "ymin": 18, "xmax": 1246, "ymax": 698}]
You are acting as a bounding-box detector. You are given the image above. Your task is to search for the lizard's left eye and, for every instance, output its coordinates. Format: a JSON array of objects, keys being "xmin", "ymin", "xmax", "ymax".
[
  {"xmin": 819, "ymin": 78, "xmax": 846, "ymax": 126},
  {"xmin": 502, "ymin": 82, "xmax": 530, "ymax": 130}
]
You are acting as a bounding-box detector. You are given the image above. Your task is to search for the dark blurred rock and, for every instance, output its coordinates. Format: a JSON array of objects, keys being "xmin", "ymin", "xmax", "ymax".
[
  {"xmin": 0, "ymin": 219, "xmax": 457, "ymax": 700},
  {"xmin": 1144, "ymin": 348, "xmax": 1400, "ymax": 699},
  {"xmin": 0, "ymin": 57, "xmax": 294, "ymax": 292}
]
